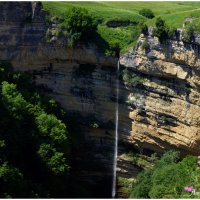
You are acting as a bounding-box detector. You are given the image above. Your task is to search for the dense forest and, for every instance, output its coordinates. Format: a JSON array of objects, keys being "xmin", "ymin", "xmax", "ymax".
[{"xmin": 0, "ymin": 61, "xmax": 70, "ymax": 197}]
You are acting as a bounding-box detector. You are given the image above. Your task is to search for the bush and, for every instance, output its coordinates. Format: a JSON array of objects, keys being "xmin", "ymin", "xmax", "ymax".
[
  {"xmin": 141, "ymin": 24, "xmax": 148, "ymax": 35},
  {"xmin": 123, "ymin": 68, "xmax": 144, "ymax": 87},
  {"xmin": 0, "ymin": 61, "xmax": 71, "ymax": 197},
  {"xmin": 139, "ymin": 9, "xmax": 155, "ymax": 19},
  {"xmin": 182, "ymin": 24, "xmax": 196, "ymax": 42},
  {"xmin": 152, "ymin": 17, "xmax": 168, "ymax": 43},
  {"xmin": 64, "ymin": 7, "xmax": 98, "ymax": 46},
  {"xmin": 141, "ymin": 39, "xmax": 150, "ymax": 52},
  {"xmin": 166, "ymin": 26, "xmax": 177, "ymax": 39},
  {"xmin": 130, "ymin": 151, "xmax": 199, "ymax": 199}
]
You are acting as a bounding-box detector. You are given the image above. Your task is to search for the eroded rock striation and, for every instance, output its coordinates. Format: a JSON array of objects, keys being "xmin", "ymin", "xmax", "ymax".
[
  {"xmin": 120, "ymin": 33, "xmax": 200, "ymax": 156},
  {"xmin": 1, "ymin": 2, "xmax": 200, "ymax": 198}
]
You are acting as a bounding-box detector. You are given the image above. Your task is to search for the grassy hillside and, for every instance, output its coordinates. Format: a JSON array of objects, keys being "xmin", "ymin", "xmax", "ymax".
[{"xmin": 42, "ymin": 2, "xmax": 200, "ymax": 54}]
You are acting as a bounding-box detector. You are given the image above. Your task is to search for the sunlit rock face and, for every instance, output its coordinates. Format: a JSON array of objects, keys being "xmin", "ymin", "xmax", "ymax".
[{"xmin": 120, "ymin": 33, "xmax": 200, "ymax": 156}]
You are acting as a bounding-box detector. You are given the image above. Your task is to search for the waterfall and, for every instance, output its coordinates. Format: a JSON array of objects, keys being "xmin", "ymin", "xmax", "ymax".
[{"xmin": 112, "ymin": 60, "xmax": 120, "ymax": 198}]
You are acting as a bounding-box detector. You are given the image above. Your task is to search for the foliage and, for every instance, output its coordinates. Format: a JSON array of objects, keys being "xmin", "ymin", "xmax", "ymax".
[
  {"xmin": 90, "ymin": 122, "xmax": 99, "ymax": 128},
  {"xmin": 141, "ymin": 39, "xmax": 150, "ymax": 52},
  {"xmin": 139, "ymin": 9, "xmax": 155, "ymax": 19},
  {"xmin": 130, "ymin": 150, "xmax": 200, "ymax": 199},
  {"xmin": 130, "ymin": 170, "xmax": 153, "ymax": 198},
  {"xmin": 96, "ymin": 25, "xmax": 141, "ymax": 55},
  {"xmin": 152, "ymin": 17, "xmax": 168, "ymax": 43},
  {"xmin": 43, "ymin": 2, "xmax": 200, "ymax": 54},
  {"xmin": 182, "ymin": 23, "xmax": 196, "ymax": 42},
  {"xmin": 0, "ymin": 61, "xmax": 71, "ymax": 197},
  {"xmin": 42, "ymin": 2, "xmax": 144, "ymax": 54},
  {"xmin": 63, "ymin": 7, "xmax": 98, "ymax": 46},
  {"xmin": 166, "ymin": 26, "xmax": 177, "ymax": 39},
  {"xmin": 123, "ymin": 68, "xmax": 144, "ymax": 87},
  {"xmin": 117, "ymin": 177, "xmax": 133, "ymax": 196},
  {"xmin": 141, "ymin": 23, "xmax": 148, "ymax": 35}
]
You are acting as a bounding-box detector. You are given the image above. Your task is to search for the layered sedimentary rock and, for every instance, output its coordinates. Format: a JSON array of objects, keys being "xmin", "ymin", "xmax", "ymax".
[
  {"xmin": 120, "ymin": 33, "xmax": 200, "ymax": 156},
  {"xmin": 1, "ymin": 2, "xmax": 200, "ymax": 198},
  {"xmin": 0, "ymin": 2, "xmax": 118, "ymax": 198}
]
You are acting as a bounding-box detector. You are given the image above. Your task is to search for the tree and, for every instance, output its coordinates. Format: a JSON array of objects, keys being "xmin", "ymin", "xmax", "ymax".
[
  {"xmin": 0, "ymin": 61, "xmax": 71, "ymax": 197},
  {"xmin": 64, "ymin": 7, "xmax": 98, "ymax": 45},
  {"xmin": 141, "ymin": 39, "xmax": 150, "ymax": 52},
  {"xmin": 0, "ymin": 162, "xmax": 24, "ymax": 198},
  {"xmin": 141, "ymin": 24, "xmax": 148, "ymax": 35},
  {"xmin": 1, "ymin": 81, "xmax": 28, "ymax": 120},
  {"xmin": 130, "ymin": 170, "xmax": 153, "ymax": 198},
  {"xmin": 130, "ymin": 151, "xmax": 199, "ymax": 198},
  {"xmin": 36, "ymin": 113, "xmax": 68, "ymax": 145},
  {"xmin": 37, "ymin": 143, "xmax": 69, "ymax": 175},
  {"xmin": 139, "ymin": 9, "xmax": 155, "ymax": 19},
  {"xmin": 152, "ymin": 17, "xmax": 168, "ymax": 43},
  {"xmin": 182, "ymin": 24, "xmax": 196, "ymax": 42}
]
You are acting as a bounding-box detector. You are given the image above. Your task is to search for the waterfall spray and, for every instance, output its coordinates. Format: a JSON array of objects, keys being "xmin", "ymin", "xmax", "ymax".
[{"xmin": 112, "ymin": 61, "xmax": 120, "ymax": 198}]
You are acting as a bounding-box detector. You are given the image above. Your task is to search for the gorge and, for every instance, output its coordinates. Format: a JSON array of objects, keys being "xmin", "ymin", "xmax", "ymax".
[{"xmin": 0, "ymin": 1, "xmax": 200, "ymax": 198}]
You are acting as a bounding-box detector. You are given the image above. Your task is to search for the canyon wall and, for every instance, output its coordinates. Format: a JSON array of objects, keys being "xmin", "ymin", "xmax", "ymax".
[
  {"xmin": 120, "ymin": 33, "xmax": 200, "ymax": 156},
  {"xmin": 0, "ymin": 2, "xmax": 119, "ymax": 197},
  {"xmin": 0, "ymin": 2, "xmax": 200, "ymax": 198}
]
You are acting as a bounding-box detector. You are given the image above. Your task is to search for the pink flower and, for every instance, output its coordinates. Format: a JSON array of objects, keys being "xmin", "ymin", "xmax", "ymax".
[{"xmin": 184, "ymin": 186, "xmax": 193, "ymax": 192}]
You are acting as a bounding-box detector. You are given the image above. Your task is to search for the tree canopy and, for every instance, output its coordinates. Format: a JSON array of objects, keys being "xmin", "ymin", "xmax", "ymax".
[{"xmin": 0, "ymin": 61, "xmax": 71, "ymax": 197}]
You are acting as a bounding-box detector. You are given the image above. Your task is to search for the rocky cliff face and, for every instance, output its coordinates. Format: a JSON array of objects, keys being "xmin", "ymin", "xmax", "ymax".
[
  {"xmin": 1, "ymin": 2, "xmax": 200, "ymax": 198},
  {"xmin": 0, "ymin": 2, "xmax": 118, "ymax": 198},
  {"xmin": 120, "ymin": 33, "xmax": 200, "ymax": 156}
]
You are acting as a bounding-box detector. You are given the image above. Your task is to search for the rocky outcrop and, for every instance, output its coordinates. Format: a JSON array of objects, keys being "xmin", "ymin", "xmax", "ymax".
[{"xmin": 120, "ymin": 33, "xmax": 200, "ymax": 156}]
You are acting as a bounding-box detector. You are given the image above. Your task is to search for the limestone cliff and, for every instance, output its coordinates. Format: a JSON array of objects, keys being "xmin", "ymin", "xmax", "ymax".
[
  {"xmin": 0, "ymin": 2, "xmax": 118, "ymax": 197},
  {"xmin": 120, "ymin": 33, "xmax": 200, "ymax": 156},
  {"xmin": 1, "ymin": 2, "xmax": 200, "ymax": 198}
]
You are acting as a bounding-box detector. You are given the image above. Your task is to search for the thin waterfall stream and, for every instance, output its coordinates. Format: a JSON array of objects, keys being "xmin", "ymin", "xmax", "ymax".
[{"xmin": 112, "ymin": 60, "xmax": 120, "ymax": 198}]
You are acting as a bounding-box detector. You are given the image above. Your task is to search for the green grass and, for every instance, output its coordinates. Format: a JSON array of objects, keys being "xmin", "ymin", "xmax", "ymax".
[
  {"xmin": 42, "ymin": 2, "xmax": 200, "ymax": 54},
  {"xmin": 42, "ymin": 2, "xmax": 145, "ymax": 22}
]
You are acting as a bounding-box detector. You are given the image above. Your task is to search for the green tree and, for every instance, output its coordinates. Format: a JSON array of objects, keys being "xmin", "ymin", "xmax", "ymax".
[
  {"xmin": 152, "ymin": 17, "xmax": 168, "ymax": 43},
  {"xmin": 139, "ymin": 9, "xmax": 155, "ymax": 19},
  {"xmin": 64, "ymin": 7, "xmax": 98, "ymax": 45},
  {"xmin": 1, "ymin": 81, "xmax": 28, "ymax": 120},
  {"xmin": 0, "ymin": 61, "xmax": 71, "ymax": 197},
  {"xmin": 37, "ymin": 143, "xmax": 69, "ymax": 175},
  {"xmin": 0, "ymin": 162, "xmax": 24, "ymax": 198},
  {"xmin": 36, "ymin": 113, "xmax": 68, "ymax": 145},
  {"xmin": 130, "ymin": 151, "xmax": 199, "ymax": 199},
  {"xmin": 182, "ymin": 24, "xmax": 196, "ymax": 42},
  {"xmin": 130, "ymin": 170, "xmax": 153, "ymax": 198},
  {"xmin": 141, "ymin": 23, "xmax": 148, "ymax": 35}
]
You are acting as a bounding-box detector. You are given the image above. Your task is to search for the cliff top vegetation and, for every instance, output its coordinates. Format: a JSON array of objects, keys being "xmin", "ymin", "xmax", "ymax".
[{"xmin": 42, "ymin": 2, "xmax": 200, "ymax": 54}]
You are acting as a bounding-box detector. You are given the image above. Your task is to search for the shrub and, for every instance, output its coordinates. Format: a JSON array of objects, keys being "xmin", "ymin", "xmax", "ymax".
[
  {"xmin": 64, "ymin": 7, "xmax": 98, "ymax": 46},
  {"xmin": 139, "ymin": 9, "xmax": 155, "ymax": 19},
  {"xmin": 152, "ymin": 17, "xmax": 168, "ymax": 43},
  {"xmin": 182, "ymin": 24, "xmax": 196, "ymax": 42},
  {"xmin": 123, "ymin": 68, "xmax": 144, "ymax": 87},
  {"xmin": 141, "ymin": 39, "xmax": 150, "ymax": 52},
  {"xmin": 166, "ymin": 26, "xmax": 177, "ymax": 39},
  {"xmin": 130, "ymin": 151, "xmax": 199, "ymax": 199},
  {"xmin": 90, "ymin": 122, "xmax": 99, "ymax": 128},
  {"xmin": 141, "ymin": 24, "xmax": 148, "ymax": 35},
  {"xmin": 109, "ymin": 42, "xmax": 120, "ymax": 57}
]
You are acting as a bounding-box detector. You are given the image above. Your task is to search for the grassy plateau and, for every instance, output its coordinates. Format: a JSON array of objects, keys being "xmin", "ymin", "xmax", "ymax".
[{"xmin": 42, "ymin": 1, "xmax": 200, "ymax": 54}]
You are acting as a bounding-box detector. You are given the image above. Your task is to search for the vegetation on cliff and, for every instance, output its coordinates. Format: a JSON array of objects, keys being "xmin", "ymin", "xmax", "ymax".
[
  {"xmin": 42, "ymin": 1, "xmax": 200, "ymax": 54},
  {"xmin": 63, "ymin": 7, "xmax": 98, "ymax": 46},
  {"xmin": 130, "ymin": 151, "xmax": 200, "ymax": 199},
  {"xmin": 0, "ymin": 61, "xmax": 71, "ymax": 197}
]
